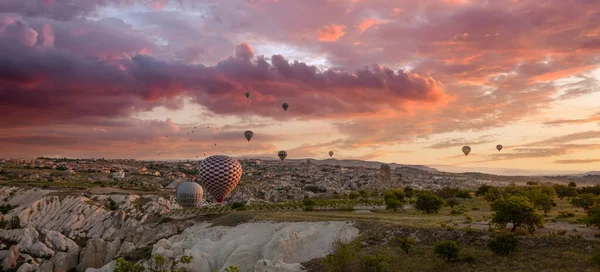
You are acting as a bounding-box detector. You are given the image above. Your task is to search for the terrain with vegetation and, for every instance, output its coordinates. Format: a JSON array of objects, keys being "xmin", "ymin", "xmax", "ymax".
[{"xmin": 1, "ymin": 157, "xmax": 600, "ymax": 271}]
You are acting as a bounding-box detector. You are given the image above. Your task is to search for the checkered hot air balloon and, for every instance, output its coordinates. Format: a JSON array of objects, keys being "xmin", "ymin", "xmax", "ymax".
[
  {"xmin": 175, "ymin": 181, "xmax": 204, "ymax": 208},
  {"xmin": 278, "ymin": 150, "xmax": 287, "ymax": 161},
  {"xmin": 282, "ymin": 102, "xmax": 289, "ymax": 111},
  {"xmin": 329, "ymin": 151, "xmax": 334, "ymax": 157},
  {"xmin": 244, "ymin": 130, "xmax": 254, "ymax": 142},
  {"xmin": 198, "ymin": 155, "xmax": 243, "ymax": 203}
]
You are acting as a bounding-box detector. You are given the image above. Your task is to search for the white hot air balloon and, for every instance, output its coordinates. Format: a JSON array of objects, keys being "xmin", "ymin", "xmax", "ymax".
[
  {"xmin": 175, "ymin": 181, "xmax": 204, "ymax": 208},
  {"xmin": 462, "ymin": 146, "xmax": 471, "ymax": 156}
]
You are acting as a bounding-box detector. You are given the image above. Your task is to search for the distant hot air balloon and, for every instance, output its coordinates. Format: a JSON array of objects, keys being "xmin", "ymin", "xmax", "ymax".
[
  {"xmin": 198, "ymin": 155, "xmax": 243, "ymax": 203},
  {"xmin": 207, "ymin": 125, "xmax": 209, "ymax": 128},
  {"xmin": 278, "ymin": 150, "xmax": 287, "ymax": 161},
  {"xmin": 329, "ymin": 151, "xmax": 334, "ymax": 157},
  {"xmin": 244, "ymin": 130, "xmax": 254, "ymax": 142},
  {"xmin": 194, "ymin": 126, "xmax": 197, "ymax": 129},
  {"xmin": 204, "ymin": 153, "xmax": 206, "ymax": 156},
  {"xmin": 245, "ymin": 91, "xmax": 250, "ymax": 99},
  {"xmin": 196, "ymin": 156, "xmax": 199, "ymax": 158},
  {"xmin": 175, "ymin": 181, "xmax": 204, "ymax": 208},
  {"xmin": 214, "ymin": 143, "xmax": 217, "ymax": 146},
  {"xmin": 462, "ymin": 146, "xmax": 471, "ymax": 156},
  {"xmin": 282, "ymin": 103, "xmax": 289, "ymax": 111},
  {"xmin": 496, "ymin": 144, "xmax": 503, "ymax": 151}
]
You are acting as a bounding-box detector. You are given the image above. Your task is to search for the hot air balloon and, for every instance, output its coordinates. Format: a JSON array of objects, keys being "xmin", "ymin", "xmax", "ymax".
[
  {"xmin": 462, "ymin": 146, "xmax": 471, "ymax": 156},
  {"xmin": 496, "ymin": 144, "xmax": 503, "ymax": 151},
  {"xmin": 282, "ymin": 103, "xmax": 289, "ymax": 111},
  {"xmin": 175, "ymin": 181, "xmax": 204, "ymax": 208},
  {"xmin": 198, "ymin": 155, "xmax": 243, "ymax": 203},
  {"xmin": 278, "ymin": 150, "xmax": 287, "ymax": 161},
  {"xmin": 204, "ymin": 153, "xmax": 206, "ymax": 156},
  {"xmin": 328, "ymin": 151, "xmax": 334, "ymax": 157},
  {"xmin": 196, "ymin": 156, "xmax": 199, "ymax": 158},
  {"xmin": 244, "ymin": 130, "xmax": 254, "ymax": 142},
  {"xmin": 214, "ymin": 143, "xmax": 217, "ymax": 146},
  {"xmin": 245, "ymin": 91, "xmax": 250, "ymax": 99}
]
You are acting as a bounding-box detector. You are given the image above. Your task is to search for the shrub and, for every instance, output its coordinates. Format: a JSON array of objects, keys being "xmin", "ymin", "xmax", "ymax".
[
  {"xmin": 446, "ymin": 197, "xmax": 460, "ymax": 208},
  {"xmin": 396, "ymin": 237, "xmax": 416, "ymax": 255},
  {"xmin": 571, "ymin": 194, "xmax": 597, "ymax": 210},
  {"xmin": 557, "ymin": 211, "xmax": 575, "ymax": 218},
  {"xmin": 383, "ymin": 189, "xmax": 405, "ymax": 212},
  {"xmin": 230, "ymin": 202, "xmax": 246, "ymax": 210},
  {"xmin": 433, "ymin": 240, "xmax": 461, "ymax": 262},
  {"xmin": 361, "ymin": 254, "xmax": 389, "ymax": 272},
  {"xmin": 584, "ymin": 201, "xmax": 600, "ymax": 229},
  {"xmin": 487, "ymin": 233, "xmax": 520, "ymax": 256},
  {"xmin": 303, "ymin": 199, "xmax": 316, "ymax": 206},
  {"xmin": 224, "ymin": 266, "xmax": 241, "ymax": 272},
  {"xmin": 349, "ymin": 192, "xmax": 360, "ymax": 200},
  {"xmin": 323, "ymin": 240, "xmax": 360, "ymax": 272},
  {"xmin": 476, "ymin": 185, "xmax": 494, "ymax": 196},
  {"xmin": 591, "ymin": 251, "xmax": 600, "ymax": 267},
  {"xmin": 114, "ymin": 258, "xmax": 145, "ymax": 272},
  {"xmin": 338, "ymin": 205, "xmax": 354, "ymax": 212},
  {"xmin": 463, "ymin": 255, "xmax": 476, "ymax": 263},
  {"xmin": 415, "ymin": 191, "xmax": 445, "ymax": 214}
]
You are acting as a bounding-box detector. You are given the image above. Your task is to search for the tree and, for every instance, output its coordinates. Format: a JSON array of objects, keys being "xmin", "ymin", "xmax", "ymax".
[
  {"xmin": 584, "ymin": 201, "xmax": 600, "ymax": 229},
  {"xmin": 476, "ymin": 185, "xmax": 494, "ymax": 196},
  {"xmin": 396, "ymin": 237, "xmax": 416, "ymax": 255},
  {"xmin": 484, "ymin": 187, "xmax": 505, "ymax": 202},
  {"xmin": 487, "ymin": 233, "xmax": 520, "ymax": 256},
  {"xmin": 491, "ymin": 196, "xmax": 544, "ymax": 234},
  {"xmin": 415, "ymin": 191, "xmax": 445, "ymax": 214},
  {"xmin": 517, "ymin": 188, "xmax": 556, "ymax": 214},
  {"xmin": 570, "ymin": 194, "xmax": 598, "ymax": 210},
  {"xmin": 403, "ymin": 186, "xmax": 415, "ymax": 198},
  {"xmin": 348, "ymin": 192, "xmax": 360, "ymax": 200},
  {"xmin": 384, "ymin": 189, "xmax": 405, "ymax": 212},
  {"xmin": 553, "ymin": 184, "xmax": 578, "ymax": 199},
  {"xmin": 433, "ymin": 240, "xmax": 461, "ymax": 262},
  {"xmin": 568, "ymin": 181, "xmax": 577, "ymax": 188},
  {"xmin": 446, "ymin": 197, "xmax": 460, "ymax": 208}
]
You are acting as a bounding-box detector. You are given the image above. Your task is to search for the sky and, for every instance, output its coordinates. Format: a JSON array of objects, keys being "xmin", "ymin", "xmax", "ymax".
[{"xmin": 0, "ymin": 0, "xmax": 599, "ymax": 172}]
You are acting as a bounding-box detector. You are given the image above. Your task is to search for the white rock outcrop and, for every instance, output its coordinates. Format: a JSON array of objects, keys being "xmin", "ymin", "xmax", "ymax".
[{"xmin": 153, "ymin": 221, "xmax": 359, "ymax": 272}]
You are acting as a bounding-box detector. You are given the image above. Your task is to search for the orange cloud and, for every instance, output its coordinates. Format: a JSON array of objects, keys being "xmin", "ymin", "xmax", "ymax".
[
  {"xmin": 317, "ymin": 24, "xmax": 346, "ymax": 42},
  {"xmin": 356, "ymin": 18, "xmax": 388, "ymax": 33}
]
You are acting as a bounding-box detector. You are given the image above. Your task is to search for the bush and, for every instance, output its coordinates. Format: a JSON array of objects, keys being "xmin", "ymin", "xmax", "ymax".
[
  {"xmin": 446, "ymin": 197, "xmax": 460, "ymax": 208},
  {"xmin": 476, "ymin": 185, "xmax": 494, "ymax": 196},
  {"xmin": 303, "ymin": 199, "xmax": 316, "ymax": 206},
  {"xmin": 433, "ymin": 240, "xmax": 461, "ymax": 262},
  {"xmin": 396, "ymin": 237, "xmax": 416, "ymax": 255},
  {"xmin": 323, "ymin": 240, "xmax": 360, "ymax": 272},
  {"xmin": 415, "ymin": 191, "xmax": 445, "ymax": 214},
  {"xmin": 487, "ymin": 233, "xmax": 520, "ymax": 256},
  {"xmin": 383, "ymin": 189, "xmax": 405, "ymax": 212},
  {"xmin": 591, "ymin": 251, "xmax": 600, "ymax": 267},
  {"xmin": 349, "ymin": 192, "xmax": 360, "ymax": 200},
  {"xmin": 224, "ymin": 266, "xmax": 241, "ymax": 272},
  {"xmin": 361, "ymin": 254, "xmax": 389, "ymax": 272},
  {"xmin": 571, "ymin": 194, "xmax": 597, "ymax": 210},
  {"xmin": 230, "ymin": 202, "xmax": 246, "ymax": 210},
  {"xmin": 463, "ymin": 255, "xmax": 476, "ymax": 263},
  {"xmin": 114, "ymin": 258, "xmax": 145, "ymax": 272}
]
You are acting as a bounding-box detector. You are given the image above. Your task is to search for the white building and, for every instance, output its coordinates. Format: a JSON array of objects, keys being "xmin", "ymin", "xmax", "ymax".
[{"xmin": 112, "ymin": 171, "xmax": 125, "ymax": 179}]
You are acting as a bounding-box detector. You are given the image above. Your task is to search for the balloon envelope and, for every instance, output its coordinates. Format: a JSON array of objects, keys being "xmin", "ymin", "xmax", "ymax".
[
  {"xmin": 329, "ymin": 151, "xmax": 334, "ymax": 157},
  {"xmin": 175, "ymin": 182, "xmax": 204, "ymax": 208},
  {"xmin": 496, "ymin": 144, "xmax": 503, "ymax": 151},
  {"xmin": 198, "ymin": 155, "xmax": 243, "ymax": 203},
  {"xmin": 462, "ymin": 146, "xmax": 471, "ymax": 156},
  {"xmin": 244, "ymin": 130, "xmax": 254, "ymax": 142},
  {"xmin": 278, "ymin": 150, "xmax": 287, "ymax": 161},
  {"xmin": 245, "ymin": 91, "xmax": 250, "ymax": 99},
  {"xmin": 282, "ymin": 103, "xmax": 289, "ymax": 111}
]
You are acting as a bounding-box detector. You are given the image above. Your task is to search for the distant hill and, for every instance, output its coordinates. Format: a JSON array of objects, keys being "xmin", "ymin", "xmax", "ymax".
[
  {"xmin": 428, "ymin": 164, "xmax": 585, "ymax": 176},
  {"xmin": 234, "ymin": 156, "xmax": 438, "ymax": 172}
]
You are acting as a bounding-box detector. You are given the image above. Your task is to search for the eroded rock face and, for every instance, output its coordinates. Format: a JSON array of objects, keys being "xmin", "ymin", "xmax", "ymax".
[
  {"xmin": 0, "ymin": 245, "xmax": 20, "ymax": 270},
  {"xmin": 153, "ymin": 221, "xmax": 359, "ymax": 271},
  {"xmin": 77, "ymin": 238, "xmax": 106, "ymax": 271}
]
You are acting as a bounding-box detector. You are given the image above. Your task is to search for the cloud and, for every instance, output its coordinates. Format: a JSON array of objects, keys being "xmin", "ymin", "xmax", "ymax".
[
  {"xmin": 544, "ymin": 112, "xmax": 600, "ymax": 126},
  {"xmin": 317, "ymin": 24, "xmax": 346, "ymax": 42},
  {"xmin": 525, "ymin": 131, "xmax": 600, "ymax": 146},
  {"xmin": 356, "ymin": 18, "xmax": 387, "ymax": 33},
  {"xmin": 428, "ymin": 135, "xmax": 496, "ymax": 149},
  {"xmin": 554, "ymin": 159, "xmax": 600, "ymax": 164},
  {"xmin": 0, "ymin": 38, "xmax": 448, "ymax": 127}
]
